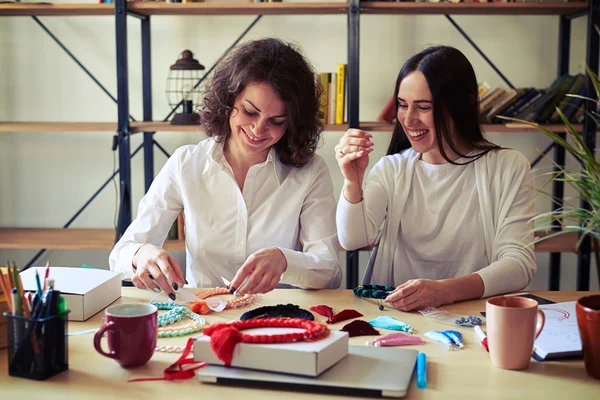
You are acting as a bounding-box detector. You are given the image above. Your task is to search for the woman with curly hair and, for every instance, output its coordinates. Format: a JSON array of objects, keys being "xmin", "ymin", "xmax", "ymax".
[{"xmin": 110, "ymin": 38, "xmax": 342, "ymax": 299}]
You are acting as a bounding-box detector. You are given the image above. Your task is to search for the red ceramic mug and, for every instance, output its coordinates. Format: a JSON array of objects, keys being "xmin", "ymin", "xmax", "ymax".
[
  {"xmin": 576, "ymin": 294, "xmax": 600, "ymax": 380},
  {"xmin": 93, "ymin": 303, "xmax": 158, "ymax": 368}
]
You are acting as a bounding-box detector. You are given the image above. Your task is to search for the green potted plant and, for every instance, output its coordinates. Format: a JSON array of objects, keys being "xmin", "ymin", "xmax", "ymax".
[{"xmin": 503, "ymin": 62, "xmax": 599, "ymax": 250}]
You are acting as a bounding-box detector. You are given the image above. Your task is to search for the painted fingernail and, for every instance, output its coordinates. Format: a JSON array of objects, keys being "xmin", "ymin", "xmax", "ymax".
[
  {"xmin": 172, "ymin": 283, "xmax": 178, "ymax": 291},
  {"xmin": 168, "ymin": 293, "xmax": 176, "ymax": 301},
  {"xmin": 149, "ymin": 274, "xmax": 155, "ymax": 280},
  {"xmin": 229, "ymin": 286, "xmax": 236, "ymax": 295},
  {"xmin": 185, "ymin": 279, "xmax": 189, "ymax": 285}
]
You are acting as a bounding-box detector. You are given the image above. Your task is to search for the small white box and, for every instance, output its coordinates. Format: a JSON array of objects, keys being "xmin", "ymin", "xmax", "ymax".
[
  {"xmin": 20, "ymin": 266, "xmax": 121, "ymax": 321},
  {"xmin": 194, "ymin": 328, "xmax": 349, "ymax": 377}
]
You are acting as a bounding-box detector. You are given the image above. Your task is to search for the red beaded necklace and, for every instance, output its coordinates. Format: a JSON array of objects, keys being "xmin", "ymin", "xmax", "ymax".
[{"xmin": 203, "ymin": 318, "xmax": 330, "ymax": 366}]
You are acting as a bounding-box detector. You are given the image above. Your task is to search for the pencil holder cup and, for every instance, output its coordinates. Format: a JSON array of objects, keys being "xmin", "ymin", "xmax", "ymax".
[{"xmin": 4, "ymin": 310, "xmax": 70, "ymax": 380}]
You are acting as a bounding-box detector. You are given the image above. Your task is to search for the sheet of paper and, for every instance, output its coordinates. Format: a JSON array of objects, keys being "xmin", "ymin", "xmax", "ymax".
[{"xmin": 533, "ymin": 301, "xmax": 582, "ymax": 359}]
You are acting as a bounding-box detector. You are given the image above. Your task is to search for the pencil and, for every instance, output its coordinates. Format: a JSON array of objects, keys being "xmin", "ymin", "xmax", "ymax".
[
  {"xmin": 42, "ymin": 261, "xmax": 50, "ymax": 292},
  {"xmin": 6, "ymin": 261, "xmax": 14, "ymax": 290},
  {"xmin": 0, "ymin": 269, "xmax": 12, "ymax": 311}
]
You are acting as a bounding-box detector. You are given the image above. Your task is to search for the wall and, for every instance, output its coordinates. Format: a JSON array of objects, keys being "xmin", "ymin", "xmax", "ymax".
[{"xmin": 0, "ymin": 0, "xmax": 597, "ymax": 290}]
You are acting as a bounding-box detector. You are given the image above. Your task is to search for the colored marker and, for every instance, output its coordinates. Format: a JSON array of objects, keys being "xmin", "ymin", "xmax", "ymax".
[
  {"xmin": 416, "ymin": 352, "xmax": 427, "ymax": 389},
  {"xmin": 474, "ymin": 325, "xmax": 489, "ymax": 352}
]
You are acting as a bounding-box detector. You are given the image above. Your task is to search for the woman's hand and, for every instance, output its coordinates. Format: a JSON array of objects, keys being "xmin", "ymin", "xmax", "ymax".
[
  {"xmin": 384, "ymin": 279, "xmax": 450, "ymax": 312},
  {"xmin": 229, "ymin": 248, "xmax": 288, "ymax": 294},
  {"xmin": 131, "ymin": 244, "xmax": 186, "ymax": 299},
  {"xmin": 335, "ymin": 128, "xmax": 374, "ymax": 186}
]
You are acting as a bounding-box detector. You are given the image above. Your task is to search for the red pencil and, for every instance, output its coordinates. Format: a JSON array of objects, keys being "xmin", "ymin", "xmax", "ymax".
[{"xmin": 42, "ymin": 261, "xmax": 50, "ymax": 292}]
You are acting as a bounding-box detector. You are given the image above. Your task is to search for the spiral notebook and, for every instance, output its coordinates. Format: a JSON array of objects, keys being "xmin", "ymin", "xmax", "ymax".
[
  {"xmin": 196, "ymin": 345, "xmax": 419, "ymax": 398},
  {"xmin": 532, "ymin": 301, "xmax": 583, "ymax": 361}
]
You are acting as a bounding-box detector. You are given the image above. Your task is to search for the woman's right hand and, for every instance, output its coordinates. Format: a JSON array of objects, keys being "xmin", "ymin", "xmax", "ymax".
[
  {"xmin": 335, "ymin": 129, "xmax": 374, "ymax": 185},
  {"xmin": 131, "ymin": 244, "xmax": 186, "ymax": 299}
]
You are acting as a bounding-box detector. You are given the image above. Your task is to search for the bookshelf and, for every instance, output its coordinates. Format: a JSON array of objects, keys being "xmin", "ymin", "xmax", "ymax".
[
  {"xmin": 0, "ymin": 121, "xmax": 590, "ymax": 134},
  {"xmin": 0, "ymin": 1, "xmax": 596, "ymax": 289},
  {"xmin": 0, "ymin": 228, "xmax": 576, "ymax": 254}
]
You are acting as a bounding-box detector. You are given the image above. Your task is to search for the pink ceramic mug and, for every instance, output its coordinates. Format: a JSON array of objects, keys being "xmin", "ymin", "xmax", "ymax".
[
  {"xmin": 93, "ymin": 303, "xmax": 158, "ymax": 368},
  {"xmin": 486, "ymin": 296, "xmax": 545, "ymax": 370}
]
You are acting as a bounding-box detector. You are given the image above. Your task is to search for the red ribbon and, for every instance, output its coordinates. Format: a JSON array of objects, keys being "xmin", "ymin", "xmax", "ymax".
[{"xmin": 128, "ymin": 338, "xmax": 207, "ymax": 382}]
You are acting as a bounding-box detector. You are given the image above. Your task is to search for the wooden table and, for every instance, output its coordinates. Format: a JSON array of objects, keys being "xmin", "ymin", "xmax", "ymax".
[{"xmin": 1, "ymin": 289, "xmax": 598, "ymax": 399}]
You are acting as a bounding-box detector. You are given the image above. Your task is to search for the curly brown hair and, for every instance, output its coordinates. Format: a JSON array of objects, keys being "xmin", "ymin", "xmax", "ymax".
[{"xmin": 199, "ymin": 38, "xmax": 324, "ymax": 167}]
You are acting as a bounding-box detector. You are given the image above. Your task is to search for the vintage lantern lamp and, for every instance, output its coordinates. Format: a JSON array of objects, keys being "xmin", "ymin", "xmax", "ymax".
[{"xmin": 166, "ymin": 50, "xmax": 205, "ymax": 125}]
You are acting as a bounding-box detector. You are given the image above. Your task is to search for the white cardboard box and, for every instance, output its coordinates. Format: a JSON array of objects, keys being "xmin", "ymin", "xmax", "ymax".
[
  {"xmin": 20, "ymin": 266, "xmax": 121, "ymax": 321},
  {"xmin": 194, "ymin": 328, "xmax": 349, "ymax": 377}
]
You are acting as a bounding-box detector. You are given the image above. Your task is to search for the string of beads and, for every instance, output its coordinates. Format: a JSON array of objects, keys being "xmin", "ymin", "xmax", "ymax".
[
  {"xmin": 353, "ymin": 284, "xmax": 395, "ymax": 300},
  {"xmin": 189, "ymin": 287, "xmax": 256, "ymax": 314},
  {"xmin": 152, "ymin": 302, "xmax": 206, "ymax": 338}
]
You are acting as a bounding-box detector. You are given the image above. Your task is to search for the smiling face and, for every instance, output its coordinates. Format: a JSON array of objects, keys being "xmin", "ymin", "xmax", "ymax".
[
  {"xmin": 227, "ymin": 81, "xmax": 288, "ymax": 164},
  {"xmin": 397, "ymin": 71, "xmax": 446, "ymax": 164}
]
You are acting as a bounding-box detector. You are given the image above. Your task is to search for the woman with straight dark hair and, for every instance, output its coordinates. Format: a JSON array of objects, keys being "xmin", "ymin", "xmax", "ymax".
[
  {"xmin": 335, "ymin": 46, "xmax": 536, "ymax": 311},
  {"xmin": 110, "ymin": 38, "xmax": 342, "ymax": 299}
]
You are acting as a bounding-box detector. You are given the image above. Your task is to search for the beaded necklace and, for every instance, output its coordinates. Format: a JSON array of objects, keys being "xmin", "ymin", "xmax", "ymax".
[
  {"xmin": 353, "ymin": 284, "xmax": 395, "ymax": 299},
  {"xmin": 189, "ymin": 288, "xmax": 256, "ymax": 315},
  {"xmin": 153, "ymin": 302, "xmax": 206, "ymax": 338}
]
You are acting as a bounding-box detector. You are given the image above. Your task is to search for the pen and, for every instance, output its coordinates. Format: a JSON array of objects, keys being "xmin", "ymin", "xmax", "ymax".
[
  {"xmin": 474, "ymin": 325, "xmax": 489, "ymax": 352},
  {"xmin": 35, "ymin": 270, "xmax": 43, "ymax": 300},
  {"xmin": 416, "ymin": 352, "xmax": 427, "ymax": 389}
]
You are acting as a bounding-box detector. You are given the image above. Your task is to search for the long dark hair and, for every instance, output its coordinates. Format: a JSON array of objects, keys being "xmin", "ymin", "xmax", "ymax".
[
  {"xmin": 199, "ymin": 38, "xmax": 323, "ymax": 167},
  {"xmin": 387, "ymin": 46, "xmax": 499, "ymax": 163}
]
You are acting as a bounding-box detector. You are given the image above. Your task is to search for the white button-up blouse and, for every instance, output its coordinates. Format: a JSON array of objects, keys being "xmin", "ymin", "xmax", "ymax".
[{"xmin": 109, "ymin": 138, "xmax": 342, "ymax": 289}]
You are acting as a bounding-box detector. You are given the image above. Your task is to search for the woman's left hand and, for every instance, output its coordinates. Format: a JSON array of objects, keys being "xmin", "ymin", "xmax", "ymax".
[
  {"xmin": 229, "ymin": 248, "xmax": 288, "ymax": 294},
  {"xmin": 385, "ymin": 279, "xmax": 449, "ymax": 311}
]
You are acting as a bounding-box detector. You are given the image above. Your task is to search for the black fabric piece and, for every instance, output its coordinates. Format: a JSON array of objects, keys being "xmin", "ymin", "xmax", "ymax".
[{"xmin": 240, "ymin": 303, "xmax": 314, "ymax": 321}]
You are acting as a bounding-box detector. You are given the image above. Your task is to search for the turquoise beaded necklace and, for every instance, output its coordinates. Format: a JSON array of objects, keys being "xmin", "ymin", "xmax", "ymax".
[{"xmin": 152, "ymin": 302, "xmax": 206, "ymax": 338}]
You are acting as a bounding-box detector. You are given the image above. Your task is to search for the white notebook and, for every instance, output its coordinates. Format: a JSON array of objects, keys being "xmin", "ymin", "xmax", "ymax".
[{"xmin": 533, "ymin": 301, "xmax": 583, "ymax": 361}]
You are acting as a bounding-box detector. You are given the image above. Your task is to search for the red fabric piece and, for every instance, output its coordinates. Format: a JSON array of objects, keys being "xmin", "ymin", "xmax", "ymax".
[
  {"xmin": 340, "ymin": 320, "xmax": 380, "ymax": 337},
  {"xmin": 128, "ymin": 338, "xmax": 207, "ymax": 382},
  {"xmin": 328, "ymin": 309, "xmax": 363, "ymax": 324},
  {"xmin": 310, "ymin": 305, "xmax": 334, "ymax": 318},
  {"xmin": 310, "ymin": 305, "xmax": 362, "ymax": 324}
]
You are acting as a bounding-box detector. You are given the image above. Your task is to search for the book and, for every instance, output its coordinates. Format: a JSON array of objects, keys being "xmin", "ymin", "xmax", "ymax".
[
  {"xmin": 532, "ymin": 301, "xmax": 583, "ymax": 361},
  {"xmin": 317, "ymin": 73, "xmax": 330, "ymax": 125},
  {"xmin": 536, "ymin": 74, "xmax": 576, "ymax": 123},
  {"xmin": 550, "ymin": 74, "xmax": 585, "ymax": 122},
  {"xmin": 328, "ymin": 72, "xmax": 337, "ymax": 125},
  {"xmin": 377, "ymin": 95, "xmax": 396, "ymax": 124},
  {"xmin": 335, "ymin": 63, "xmax": 346, "ymax": 124}
]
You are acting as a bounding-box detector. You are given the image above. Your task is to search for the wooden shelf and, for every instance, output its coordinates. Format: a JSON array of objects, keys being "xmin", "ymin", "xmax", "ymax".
[
  {"xmin": 360, "ymin": 3, "xmax": 588, "ymax": 16},
  {"xmin": 0, "ymin": 4, "xmax": 113, "ymax": 17},
  {"xmin": 128, "ymin": 2, "xmax": 347, "ymax": 16},
  {"xmin": 0, "ymin": 2, "xmax": 587, "ymax": 17},
  {"xmin": 0, "ymin": 228, "xmax": 184, "ymax": 251},
  {"xmin": 0, "ymin": 2, "xmax": 346, "ymax": 17},
  {"xmin": 0, "ymin": 228, "xmax": 577, "ymax": 253},
  {"xmin": 0, "ymin": 122, "xmax": 119, "ymax": 133},
  {"xmin": 0, "ymin": 121, "xmax": 350, "ymax": 133},
  {"xmin": 534, "ymin": 231, "xmax": 578, "ymax": 253},
  {"xmin": 354, "ymin": 121, "xmax": 584, "ymax": 133}
]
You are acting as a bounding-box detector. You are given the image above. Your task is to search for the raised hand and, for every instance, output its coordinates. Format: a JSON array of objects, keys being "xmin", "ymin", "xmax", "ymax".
[
  {"xmin": 229, "ymin": 248, "xmax": 288, "ymax": 294},
  {"xmin": 131, "ymin": 243, "xmax": 186, "ymax": 299},
  {"xmin": 334, "ymin": 128, "xmax": 374, "ymax": 186}
]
